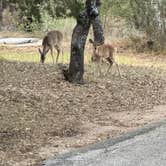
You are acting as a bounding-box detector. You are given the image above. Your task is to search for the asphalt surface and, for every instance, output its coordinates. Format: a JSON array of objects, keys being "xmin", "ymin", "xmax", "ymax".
[{"xmin": 43, "ymin": 121, "xmax": 166, "ymax": 166}]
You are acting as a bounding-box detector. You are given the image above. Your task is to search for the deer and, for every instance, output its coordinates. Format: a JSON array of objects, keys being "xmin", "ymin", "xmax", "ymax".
[
  {"xmin": 89, "ymin": 39, "xmax": 121, "ymax": 77},
  {"xmin": 38, "ymin": 30, "xmax": 63, "ymax": 64}
]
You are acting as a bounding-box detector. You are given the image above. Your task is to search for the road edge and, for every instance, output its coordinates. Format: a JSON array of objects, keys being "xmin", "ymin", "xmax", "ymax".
[{"xmin": 43, "ymin": 119, "xmax": 166, "ymax": 165}]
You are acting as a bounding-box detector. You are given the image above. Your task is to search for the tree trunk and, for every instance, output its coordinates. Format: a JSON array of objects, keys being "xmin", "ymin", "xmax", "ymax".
[
  {"xmin": 65, "ymin": 20, "xmax": 90, "ymax": 84},
  {"xmin": 63, "ymin": 0, "xmax": 104, "ymax": 84}
]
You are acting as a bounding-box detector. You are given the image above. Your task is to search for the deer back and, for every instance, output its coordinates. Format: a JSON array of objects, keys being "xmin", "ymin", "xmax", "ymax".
[{"xmin": 42, "ymin": 30, "xmax": 63, "ymax": 48}]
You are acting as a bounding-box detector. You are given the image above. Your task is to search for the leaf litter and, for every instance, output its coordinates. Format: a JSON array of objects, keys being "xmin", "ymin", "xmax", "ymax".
[{"xmin": 0, "ymin": 60, "xmax": 166, "ymax": 166}]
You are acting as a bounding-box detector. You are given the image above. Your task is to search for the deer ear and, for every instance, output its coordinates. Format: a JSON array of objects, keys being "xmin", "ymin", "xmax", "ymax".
[
  {"xmin": 89, "ymin": 39, "xmax": 94, "ymax": 44},
  {"xmin": 38, "ymin": 48, "xmax": 42, "ymax": 54}
]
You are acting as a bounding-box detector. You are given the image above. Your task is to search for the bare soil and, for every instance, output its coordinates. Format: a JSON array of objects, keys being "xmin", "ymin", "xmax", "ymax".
[{"xmin": 0, "ymin": 56, "xmax": 166, "ymax": 166}]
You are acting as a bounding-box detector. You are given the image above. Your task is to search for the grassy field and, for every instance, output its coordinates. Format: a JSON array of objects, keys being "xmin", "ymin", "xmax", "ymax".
[
  {"xmin": 0, "ymin": 46, "xmax": 70, "ymax": 64},
  {"xmin": 0, "ymin": 45, "xmax": 165, "ymax": 71},
  {"xmin": 0, "ymin": 45, "xmax": 90, "ymax": 64}
]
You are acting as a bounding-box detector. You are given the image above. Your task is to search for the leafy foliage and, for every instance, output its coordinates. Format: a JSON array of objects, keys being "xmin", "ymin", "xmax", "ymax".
[
  {"xmin": 101, "ymin": 0, "xmax": 166, "ymax": 50},
  {"xmin": 0, "ymin": 0, "xmax": 165, "ymax": 50}
]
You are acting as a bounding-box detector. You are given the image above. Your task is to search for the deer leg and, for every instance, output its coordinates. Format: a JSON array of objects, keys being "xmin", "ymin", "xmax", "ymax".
[
  {"xmin": 98, "ymin": 61, "xmax": 102, "ymax": 76},
  {"xmin": 106, "ymin": 63, "xmax": 113, "ymax": 74},
  {"xmin": 112, "ymin": 58, "xmax": 121, "ymax": 78},
  {"xmin": 56, "ymin": 48, "xmax": 60, "ymax": 64},
  {"xmin": 105, "ymin": 57, "xmax": 113, "ymax": 75},
  {"xmin": 115, "ymin": 62, "xmax": 121, "ymax": 78},
  {"xmin": 50, "ymin": 47, "xmax": 55, "ymax": 64},
  {"xmin": 61, "ymin": 47, "xmax": 64, "ymax": 63}
]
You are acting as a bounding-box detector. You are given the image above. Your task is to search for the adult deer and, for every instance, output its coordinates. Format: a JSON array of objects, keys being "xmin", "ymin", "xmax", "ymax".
[
  {"xmin": 39, "ymin": 30, "xmax": 63, "ymax": 64},
  {"xmin": 89, "ymin": 39, "xmax": 121, "ymax": 77}
]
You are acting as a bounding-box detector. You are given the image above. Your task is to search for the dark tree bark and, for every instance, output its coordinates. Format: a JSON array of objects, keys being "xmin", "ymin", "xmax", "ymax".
[
  {"xmin": 63, "ymin": 0, "xmax": 104, "ymax": 84},
  {"xmin": 63, "ymin": 14, "xmax": 91, "ymax": 84}
]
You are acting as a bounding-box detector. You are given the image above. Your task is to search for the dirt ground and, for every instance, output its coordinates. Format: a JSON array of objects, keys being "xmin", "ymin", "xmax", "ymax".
[{"xmin": 0, "ymin": 53, "xmax": 166, "ymax": 166}]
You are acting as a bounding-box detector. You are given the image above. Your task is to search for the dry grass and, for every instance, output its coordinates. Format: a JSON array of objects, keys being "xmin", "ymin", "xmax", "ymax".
[
  {"xmin": 0, "ymin": 43, "xmax": 91, "ymax": 64},
  {"xmin": 119, "ymin": 53, "xmax": 166, "ymax": 70},
  {"xmin": 0, "ymin": 45, "xmax": 166, "ymax": 70}
]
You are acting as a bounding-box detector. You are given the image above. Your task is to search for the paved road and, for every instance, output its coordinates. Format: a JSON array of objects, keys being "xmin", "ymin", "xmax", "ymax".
[{"xmin": 44, "ymin": 121, "xmax": 166, "ymax": 166}]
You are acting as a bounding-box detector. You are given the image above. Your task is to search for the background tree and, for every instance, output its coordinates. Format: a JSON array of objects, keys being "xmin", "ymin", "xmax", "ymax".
[
  {"xmin": 107, "ymin": 0, "xmax": 166, "ymax": 49},
  {"xmin": 0, "ymin": 0, "xmax": 165, "ymax": 50}
]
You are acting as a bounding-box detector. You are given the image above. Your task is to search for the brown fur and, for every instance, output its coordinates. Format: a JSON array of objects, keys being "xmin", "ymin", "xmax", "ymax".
[
  {"xmin": 89, "ymin": 39, "xmax": 121, "ymax": 77},
  {"xmin": 39, "ymin": 30, "xmax": 63, "ymax": 64}
]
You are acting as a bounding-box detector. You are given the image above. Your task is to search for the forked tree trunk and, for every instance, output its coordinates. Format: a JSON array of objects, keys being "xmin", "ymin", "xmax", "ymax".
[
  {"xmin": 63, "ymin": 0, "xmax": 104, "ymax": 84},
  {"xmin": 63, "ymin": 17, "xmax": 91, "ymax": 84}
]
